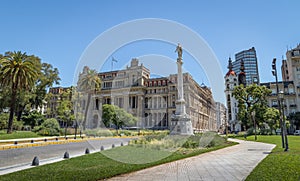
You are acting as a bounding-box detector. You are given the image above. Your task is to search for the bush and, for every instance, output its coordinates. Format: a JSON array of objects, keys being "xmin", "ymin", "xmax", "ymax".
[
  {"xmin": 33, "ymin": 118, "xmax": 60, "ymax": 136},
  {"xmin": 12, "ymin": 120, "xmax": 23, "ymax": 131},
  {"xmin": 259, "ymin": 128, "xmax": 272, "ymax": 135},
  {"xmin": 83, "ymin": 129, "xmax": 113, "ymax": 137},
  {"xmin": 130, "ymin": 132, "xmax": 227, "ymax": 150},
  {"xmin": 0, "ymin": 113, "xmax": 8, "ymax": 129}
]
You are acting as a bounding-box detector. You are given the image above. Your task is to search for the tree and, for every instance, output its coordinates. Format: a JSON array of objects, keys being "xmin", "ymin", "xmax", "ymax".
[
  {"xmin": 233, "ymin": 84, "xmax": 271, "ymax": 131},
  {"xmin": 0, "ymin": 51, "xmax": 40, "ymax": 133},
  {"xmin": 102, "ymin": 104, "xmax": 137, "ymax": 133},
  {"xmin": 288, "ymin": 112, "xmax": 300, "ymax": 131},
  {"xmin": 16, "ymin": 63, "xmax": 60, "ymax": 121},
  {"xmin": 21, "ymin": 110, "xmax": 45, "ymax": 129},
  {"xmin": 77, "ymin": 68, "xmax": 101, "ymax": 129},
  {"xmin": 57, "ymin": 88, "xmax": 74, "ymax": 135},
  {"xmin": 30, "ymin": 63, "xmax": 61, "ymax": 110},
  {"xmin": 263, "ymin": 107, "xmax": 280, "ymax": 134},
  {"xmin": 0, "ymin": 113, "xmax": 8, "ymax": 130}
]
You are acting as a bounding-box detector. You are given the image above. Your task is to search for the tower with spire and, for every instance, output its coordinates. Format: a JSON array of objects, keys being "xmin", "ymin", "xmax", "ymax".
[
  {"xmin": 238, "ymin": 60, "xmax": 246, "ymax": 86},
  {"xmin": 224, "ymin": 57, "xmax": 241, "ymax": 133}
]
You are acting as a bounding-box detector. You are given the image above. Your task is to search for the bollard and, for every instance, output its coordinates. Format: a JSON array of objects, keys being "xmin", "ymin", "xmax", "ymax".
[
  {"xmin": 32, "ymin": 156, "xmax": 39, "ymax": 166},
  {"xmin": 63, "ymin": 151, "xmax": 70, "ymax": 159},
  {"xmin": 100, "ymin": 146, "xmax": 104, "ymax": 151},
  {"xmin": 14, "ymin": 141, "xmax": 18, "ymax": 145},
  {"xmin": 44, "ymin": 139, "xmax": 47, "ymax": 142},
  {"xmin": 55, "ymin": 138, "xmax": 58, "ymax": 141},
  {"xmin": 31, "ymin": 140, "xmax": 34, "ymax": 143},
  {"xmin": 121, "ymin": 142, "xmax": 124, "ymax": 146},
  {"xmin": 112, "ymin": 144, "xmax": 115, "ymax": 148},
  {"xmin": 85, "ymin": 148, "xmax": 90, "ymax": 154}
]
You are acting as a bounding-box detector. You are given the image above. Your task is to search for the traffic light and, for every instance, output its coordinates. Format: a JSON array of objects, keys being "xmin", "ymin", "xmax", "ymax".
[
  {"xmin": 272, "ymin": 58, "xmax": 276, "ymax": 70},
  {"xmin": 272, "ymin": 58, "xmax": 276, "ymax": 76}
]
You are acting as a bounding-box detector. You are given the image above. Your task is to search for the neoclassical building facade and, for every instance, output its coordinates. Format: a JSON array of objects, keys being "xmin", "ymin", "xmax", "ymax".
[{"xmin": 77, "ymin": 58, "xmax": 217, "ymax": 131}]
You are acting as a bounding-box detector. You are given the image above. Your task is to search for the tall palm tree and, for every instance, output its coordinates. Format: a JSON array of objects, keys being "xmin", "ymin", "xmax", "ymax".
[
  {"xmin": 77, "ymin": 68, "xmax": 101, "ymax": 129},
  {"xmin": 0, "ymin": 51, "xmax": 40, "ymax": 133}
]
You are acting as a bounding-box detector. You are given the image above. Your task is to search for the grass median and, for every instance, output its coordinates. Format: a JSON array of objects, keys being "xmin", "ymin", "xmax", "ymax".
[
  {"xmin": 0, "ymin": 133, "xmax": 236, "ymax": 181},
  {"xmin": 0, "ymin": 130, "xmax": 40, "ymax": 140},
  {"xmin": 243, "ymin": 135, "xmax": 300, "ymax": 181}
]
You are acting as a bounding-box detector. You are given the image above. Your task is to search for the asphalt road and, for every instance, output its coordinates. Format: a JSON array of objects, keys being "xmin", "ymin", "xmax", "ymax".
[{"xmin": 0, "ymin": 137, "xmax": 131, "ymax": 170}]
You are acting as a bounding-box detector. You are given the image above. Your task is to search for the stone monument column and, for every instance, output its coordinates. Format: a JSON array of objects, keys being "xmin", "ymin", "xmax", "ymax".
[
  {"xmin": 170, "ymin": 43, "xmax": 194, "ymax": 135},
  {"xmin": 176, "ymin": 57, "xmax": 186, "ymax": 115}
]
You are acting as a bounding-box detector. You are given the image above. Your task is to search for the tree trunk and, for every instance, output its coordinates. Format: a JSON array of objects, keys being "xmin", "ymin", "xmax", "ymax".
[
  {"xmin": 16, "ymin": 104, "xmax": 25, "ymax": 121},
  {"xmin": 83, "ymin": 93, "xmax": 91, "ymax": 130},
  {"xmin": 7, "ymin": 89, "xmax": 17, "ymax": 134}
]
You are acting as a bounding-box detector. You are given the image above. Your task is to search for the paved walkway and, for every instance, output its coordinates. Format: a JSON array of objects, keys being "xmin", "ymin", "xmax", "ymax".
[{"xmin": 108, "ymin": 139, "xmax": 276, "ymax": 181}]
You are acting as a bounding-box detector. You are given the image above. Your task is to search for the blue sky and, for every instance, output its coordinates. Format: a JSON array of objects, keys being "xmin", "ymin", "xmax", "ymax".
[{"xmin": 0, "ymin": 0, "xmax": 299, "ymax": 103}]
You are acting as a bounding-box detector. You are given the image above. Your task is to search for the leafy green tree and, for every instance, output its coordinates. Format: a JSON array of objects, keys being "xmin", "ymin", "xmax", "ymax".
[
  {"xmin": 15, "ymin": 63, "xmax": 60, "ymax": 121},
  {"xmin": 287, "ymin": 112, "xmax": 300, "ymax": 130},
  {"xmin": 21, "ymin": 110, "xmax": 45, "ymax": 129},
  {"xmin": 233, "ymin": 84, "xmax": 271, "ymax": 130},
  {"xmin": 102, "ymin": 104, "xmax": 137, "ymax": 132},
  {"xmin": 72, "ymin": 88, "xmax": 84, "ymax": 132},
  {"xmin": 30, "ymin": 63, "xmax": 61, "ymax": 110},
  {"xmin": 77, "ymin": 68, "xmax": 101, "ymax": 129},
  {"xmin": 0, "ymin": 113, "xmax": 8, "ymax": 129},
  {"xmin": 0, "ymin": 113, "xmax": 23, "ymax": 130},
  {"xmin": 263, "ymin": 107, "xmax": 280, "ymax": 134},
  {"xmin": 0, "ymin": 51, "xmax": 40, "ymax": 133},
  {"xmin": 252, "ymin": 103, "xmax": 268, "ymax": 128},
  {"xmin": 57, "ymin": 89, "xmax": 75, "ymax": 128}
]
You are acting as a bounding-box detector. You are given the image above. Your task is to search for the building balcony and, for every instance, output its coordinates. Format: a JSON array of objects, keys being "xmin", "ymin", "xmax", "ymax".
[
  {"xmin": 272, "ymin": 105, "xmax": 278, "ymax": 108},
  {"xmin": 290, "ymin": 104, "xmax": 297, "ymax": 108}
]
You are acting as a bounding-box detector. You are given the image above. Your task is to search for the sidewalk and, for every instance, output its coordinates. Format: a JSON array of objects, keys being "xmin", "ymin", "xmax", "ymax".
[{"xmin": 108, "ymin": 139, "xmax": 276, "ymax": 181}]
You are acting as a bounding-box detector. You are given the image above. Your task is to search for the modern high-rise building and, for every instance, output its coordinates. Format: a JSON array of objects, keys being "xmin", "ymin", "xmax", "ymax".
[{"xmin": 232, "ymin": 47, "xmax": 259, "ymax": 85}]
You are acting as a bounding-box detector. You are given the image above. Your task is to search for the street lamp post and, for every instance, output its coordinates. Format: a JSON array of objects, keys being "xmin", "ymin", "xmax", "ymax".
[
  {"xmin": 278, "ymin": 91, "xmax": 289, "ymax": 151},
  {"xmin": 251, "ymin": 111, "xmax": 257, "ymax": 141},
  {"xmin": 74, "ymin": 121, "xmax": 78, "ymax": 139},
  {"xmin": 272, "ymin": 58, "xmax": 285, "ymax": 148}
]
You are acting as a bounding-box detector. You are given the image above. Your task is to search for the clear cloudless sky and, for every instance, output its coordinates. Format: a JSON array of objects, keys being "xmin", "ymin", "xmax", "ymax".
[{"xmin": 0, "ymin": 0, "xmax": 299, "ymax": 104}]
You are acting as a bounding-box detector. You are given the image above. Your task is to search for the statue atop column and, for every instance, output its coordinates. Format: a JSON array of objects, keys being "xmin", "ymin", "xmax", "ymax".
[
  {"xmin": 175, "ymin": 43, "xmax": 183, "ymax": 60},
  {"xmin": 170, "ymin": 43, "xmax": 193, "ymax": 135}
]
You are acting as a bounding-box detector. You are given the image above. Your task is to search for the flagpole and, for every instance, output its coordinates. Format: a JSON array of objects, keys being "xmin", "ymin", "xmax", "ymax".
[{"xmin": 111, "ymin": 57, "xmax": 117, "ymax": 71}]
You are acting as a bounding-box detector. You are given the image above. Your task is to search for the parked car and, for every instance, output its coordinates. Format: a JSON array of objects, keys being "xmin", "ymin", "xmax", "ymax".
[{"xmin": 294, "ymin": 130, "xmax": 300, "ymax": 135}]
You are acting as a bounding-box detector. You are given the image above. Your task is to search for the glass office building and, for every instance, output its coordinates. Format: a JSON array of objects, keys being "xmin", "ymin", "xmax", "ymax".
[{"xmin": 232, "ymin": 47, "xmax": 259, "ymax": 85}]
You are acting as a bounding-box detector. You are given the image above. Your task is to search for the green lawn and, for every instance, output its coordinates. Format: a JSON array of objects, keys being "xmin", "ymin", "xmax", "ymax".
[
  {"xmin": 245, "ymin": 135, "xmax": 300, "ymax": 181},
  {"xmin": 0, "ymin": 138, "xmax": 235, "ymax": 181},
  {"xmin": 0, "ymin": 130, "xmax": 40, "ymax": 140}
]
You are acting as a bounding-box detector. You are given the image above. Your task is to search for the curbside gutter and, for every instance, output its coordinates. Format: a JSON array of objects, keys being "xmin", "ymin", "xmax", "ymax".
[{"xmin": 0, "ymin": 135, "xmax": 136, "ymax": 151}]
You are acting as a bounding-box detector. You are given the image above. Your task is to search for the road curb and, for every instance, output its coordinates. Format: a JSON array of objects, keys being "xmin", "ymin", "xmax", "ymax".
[{"xmin": 0, "ymin": 136, "xmax": 136, "ymax": 151}]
